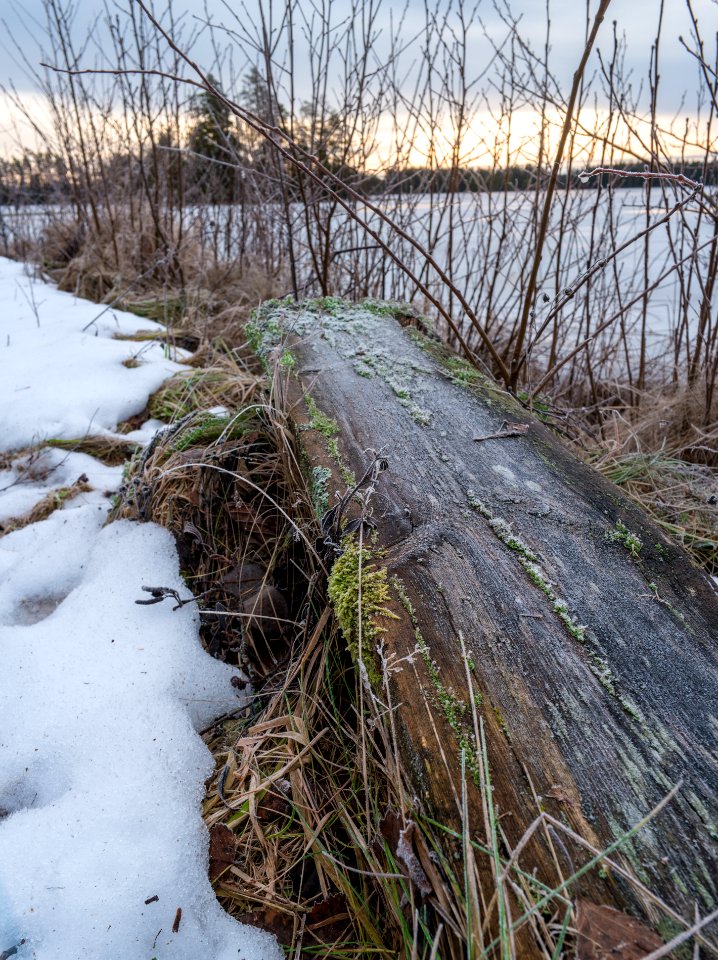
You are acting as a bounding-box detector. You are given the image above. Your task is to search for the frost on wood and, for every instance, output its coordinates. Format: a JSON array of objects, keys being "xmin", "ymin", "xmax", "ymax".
[{"xmin": 257, "ymin": 296, "xmax": 718, "ymax": 921}]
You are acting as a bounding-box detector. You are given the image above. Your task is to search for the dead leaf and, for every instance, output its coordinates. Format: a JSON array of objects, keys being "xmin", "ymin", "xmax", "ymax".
[
  {"xmin": 576, "ymin": 900, "xmax": 663, "ymax": 959},
  {"xmin": 379, "ymin": 811, "xmax": 433, "ymax": 899},
  {"xmin": 237, "ymin": 907, "xmax": 294, "ymax": 944},
  {"xmin": 208, "ymin": 824, "xmax": 238, "ymax": 881},
  {"xmin": 306, "ymin": 893, "xmax": 351, "ymax": 944},
  {"xmin": 257, "ymin": 787, "xmax": 292, "ymax": 823},
  {"xmin": 396, "ymin": 821, "xmax": 433, "ymax": 899},
  {"xmin": 379, "ymin": 809, "xmax": 401, "ymax": 849},
  {"xmin": 182, "ymin": 521, "xmax": 205, "ymax": 548}
]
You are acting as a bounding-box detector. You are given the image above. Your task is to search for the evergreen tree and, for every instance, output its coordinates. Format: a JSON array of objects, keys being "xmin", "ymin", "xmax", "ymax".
[{"xmin": 186, "ymin": 76, "xmax": 242, "ymax": 201}]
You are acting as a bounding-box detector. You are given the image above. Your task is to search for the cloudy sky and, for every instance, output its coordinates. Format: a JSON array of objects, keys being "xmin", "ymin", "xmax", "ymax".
[{"xmin": 0, "ymin": 0, "xmax": 714, "ymax": 157}]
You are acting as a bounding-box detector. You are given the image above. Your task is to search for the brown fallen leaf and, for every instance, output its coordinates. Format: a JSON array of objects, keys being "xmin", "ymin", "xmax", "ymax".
[
  {"xmin": 397, "ymin": 821, "xmax": 433, "ymax": 899},
  {"xmin": 237, "ymin": 907, "xmax": 294, "ymax": 944},
  {"xmin": 306, "ymin": 893, "xmax": 351, "ymax": 944},
  {"xmin": 576, "ymin": 900, "xmax": 663, "ymax": 959},
  {"xmin": 379, "ymin": 809, "xmax": 401, "ymax": 849},
  {"xmin": 378, "ymin": 810, "xmax": 433, "ymax": 899},
  {"xmin": 257, "ymin": 787, "xmax": 292, "ymax": 823},
  {"xmin": 208, "ymin": 823, "xmax": 238, "ymax": 882}
]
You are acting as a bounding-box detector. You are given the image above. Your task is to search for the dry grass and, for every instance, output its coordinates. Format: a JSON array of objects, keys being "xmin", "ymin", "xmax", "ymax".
[
  {"xmin": 112, "ymin": 403, "xmax": 303, "ymax": 676},
  {"xmin": 589, "ymin": 383, "xmax": 718, "ymax": 465},
  {"xmin": 0, "ymin": 436, "xmax": 140, "ymax": 469},
  {"xmin": 37, "ymin": 214, "xmax": 192, "ymax": 302},
  {"xmin": 0, "ymin": 474, "xmax": 91, "ymax": 537},
  {"xmin": 579, "ymin": 386, "xmax": 718, "ymax": 574},
  {"xmin": 595, "ymin": 452, "xmax": 718, "ymax": 573},
  {"xmin": 31, "ymin": 209, "xmax": 291, "ymax": 354},
  {"xmin": 45, "ymin": 435, "xmax": 142, "ymax": 465},
  {"xmin": 146, "ymin": 355, "xmax": 261, "ymax": 422}
]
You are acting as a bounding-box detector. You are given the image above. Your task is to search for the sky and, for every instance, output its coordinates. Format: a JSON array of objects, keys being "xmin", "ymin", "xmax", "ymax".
[{"xmin": 0, "ymin": 0, "xmax": 715, "ymax": 159}]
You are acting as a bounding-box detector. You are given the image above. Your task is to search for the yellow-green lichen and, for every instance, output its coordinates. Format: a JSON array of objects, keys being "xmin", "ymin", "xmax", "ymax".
[
  {"xmin": 310, "ymin": 466, "xmax": 332, "ymax": 518},
  {"xmin": 328, "ymin": 540, "xmax": 398, "ymax": 689},
  {"xmin": 278, "ymin": 350, "xmax": 296, "ymax": 371},
  {"xmin": 466, "ymin": 492, "xmax": 649, "ymax": 725},
  {"xmin": 467, "ymin": 493, "xmax": 588, "ymax": 644},
  {"xmin": 494, "ymin": 706, "xmax": 511, "ymax": 742},
  {"xmin": 607, "ymin": 520, "xmax": 643, "ymax": 558},
  {"xmin": 441, "ymin": 354, "xmax": 483, "ymax": 389},
  {"xmin": 306, "ymin": 295, "xmax": 346, "ymax": 315},
  {"xmin": 305, "ymin": 396, "xmax": 339, "ymax": 440},
  {"xmin": 303, "ymin": 397, "xmax": 355, "ymax": 488},
  {"xmin": 647, "ymin": 580, "xmax": 688, "ymax": 628},
  {"xmin": 415, "ymin": 628, "xmax": 482, "ymax": 784},
  {"xmin": 347, "ymin": 348, "xmax": 432, "ymax": 426}
]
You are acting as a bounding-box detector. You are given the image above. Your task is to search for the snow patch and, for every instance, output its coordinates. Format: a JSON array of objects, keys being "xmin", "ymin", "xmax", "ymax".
[
  {"xmin": 0, "ymin": 259, "xmax": 281, "ymax": 960},
  {"xmin": 0, "ymin": 258, "xmax": 186, "ymax": 451},
  {"xmin": 0, "ymin": 447, "xmax": 122, "ymax": 524},
  {"xmin": 0, "ymin": 517, "xmax": 281, "ymax": 960}
]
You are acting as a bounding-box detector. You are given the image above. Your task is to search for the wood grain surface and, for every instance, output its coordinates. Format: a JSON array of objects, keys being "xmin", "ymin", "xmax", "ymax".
[{"xmin": 257, "ymin": 299, "xmax": 718, "ymax": 927}]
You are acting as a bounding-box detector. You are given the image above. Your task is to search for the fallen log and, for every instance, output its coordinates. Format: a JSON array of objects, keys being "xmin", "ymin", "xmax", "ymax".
[{"xmin": 251, "ymin": 298, "xmax": 718, "ymax": 938}]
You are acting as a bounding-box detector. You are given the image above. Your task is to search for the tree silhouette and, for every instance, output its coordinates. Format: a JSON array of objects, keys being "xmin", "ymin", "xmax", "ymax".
[{"xmin": 187, "ymin": 75, "xmax": 242, "ymax": 202}]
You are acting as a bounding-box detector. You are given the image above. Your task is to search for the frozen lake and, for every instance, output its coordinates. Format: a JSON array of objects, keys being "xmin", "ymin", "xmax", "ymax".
[{"xmin": 2, "ymin": 185, "xmax": 714, "ymax": 377}]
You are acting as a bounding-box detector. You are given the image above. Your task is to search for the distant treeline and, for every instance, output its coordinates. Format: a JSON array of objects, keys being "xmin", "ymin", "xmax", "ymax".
[
  {"xmin": 1, "ymin": 153, "xmax": 714, "ymax": 206},
  {"xmin": 2, "ymin": 75, "xmax": 715, "ymax": 206},
  {"xmin": 382, "ymin": 162, "xmax": 717, "ymax": 193}
]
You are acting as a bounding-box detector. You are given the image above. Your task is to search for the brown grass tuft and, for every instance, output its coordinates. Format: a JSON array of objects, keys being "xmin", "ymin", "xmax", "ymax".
[
  {"xmin": 0, "ymin": 475, "xmax": 92, "ymax": 537},
  {"xmin": 46, "ymin": 435, "xmax": 142, "ymax": 466},
  {"xmin": 580, "ymin": 385, "xmax": 718, "ymax": 573},
  {"xmin": 146, "ymin": 355, "xmax": 262, "ymax": 423}
]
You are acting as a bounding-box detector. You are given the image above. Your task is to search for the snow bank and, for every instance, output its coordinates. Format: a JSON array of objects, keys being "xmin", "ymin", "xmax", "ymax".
[
  {"xmin": 0, "ymin": 447, "xmax": 121, "ymax": 524},
  {"xmin": 0, "ymin": 260, "xmax": 281, "ymax": 960},
  {"xmin": 0, "ymin": 517, "xmax": 280, "ymax": 960},
  {"xmin": 0, "ymin": 257, "xmax": 185, "ymax": 450}
]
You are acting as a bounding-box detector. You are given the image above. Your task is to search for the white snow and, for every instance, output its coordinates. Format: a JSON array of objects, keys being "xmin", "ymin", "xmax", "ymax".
[
  {"xmin": 0, "ymin": 259, "xmax": 282, "ymax": 960},
  {"xmin": 0, "ymin": 258, "xmax": 186, "ymax": 451},
  {"xmin": 0, "ymin": 447, "xmax": 121, "ymax": 524}
]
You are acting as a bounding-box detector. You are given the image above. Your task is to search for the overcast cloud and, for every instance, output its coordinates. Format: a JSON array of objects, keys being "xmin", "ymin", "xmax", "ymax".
[{"xmin": 0, "ymin": 0, "xmax": 715, "ymax": 153}]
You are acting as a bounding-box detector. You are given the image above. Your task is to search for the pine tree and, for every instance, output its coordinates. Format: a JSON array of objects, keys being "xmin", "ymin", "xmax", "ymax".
[{"xmin": 186, "ymin": 76, "xmax": 242, "ymax": 202}]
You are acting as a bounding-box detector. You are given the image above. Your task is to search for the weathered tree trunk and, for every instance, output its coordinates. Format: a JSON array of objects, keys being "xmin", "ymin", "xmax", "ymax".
[{"xmin": 254, "ymin": 299, "xmax": 718, "ymax": 933}]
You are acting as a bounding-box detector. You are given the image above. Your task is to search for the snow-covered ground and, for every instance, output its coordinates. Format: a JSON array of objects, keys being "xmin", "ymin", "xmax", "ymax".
[{"xmin": 0, "ymin": 258, "xmax": 281, "ymax": 960}]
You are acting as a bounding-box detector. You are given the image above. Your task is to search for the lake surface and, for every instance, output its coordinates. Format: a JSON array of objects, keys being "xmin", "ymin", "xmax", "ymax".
[{"xmin": 2, "ymin": 186, "xmax": 714, "ymax": 379}]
